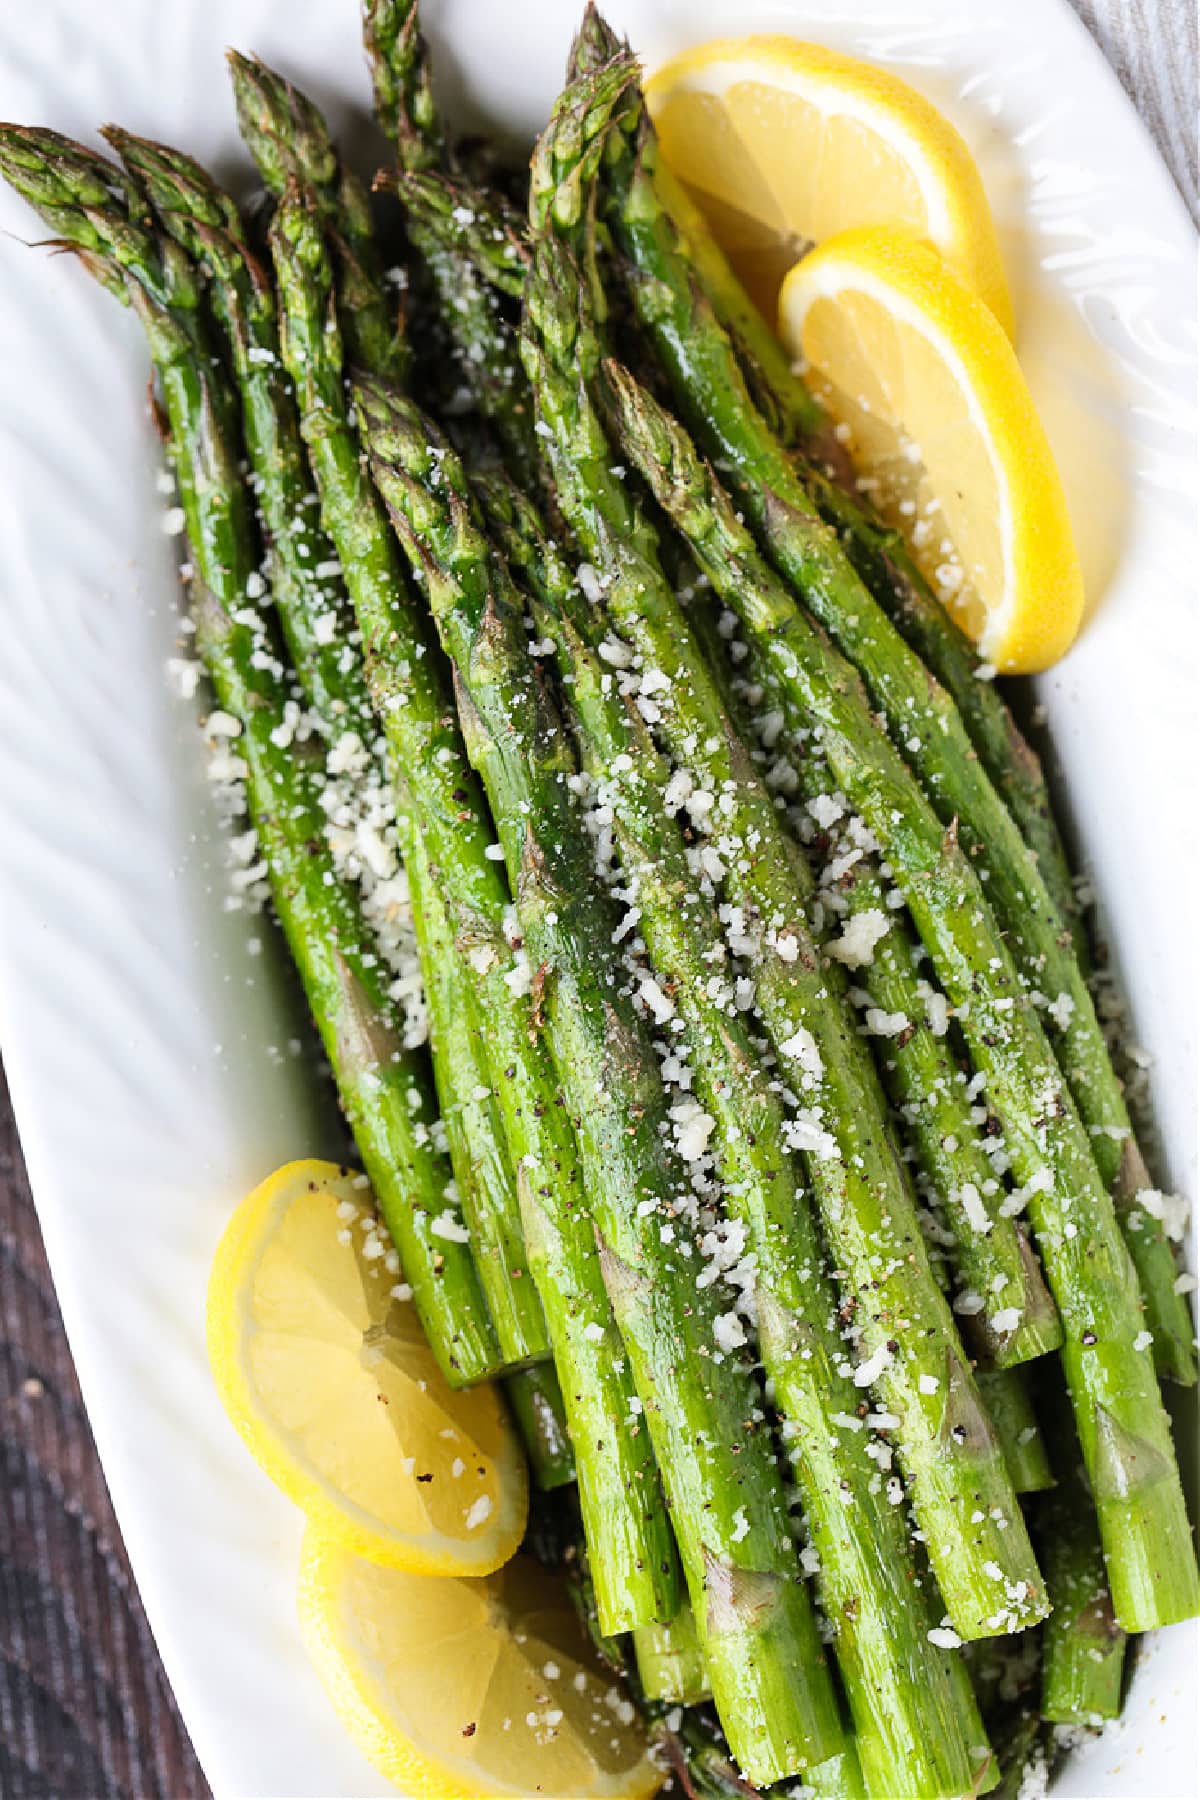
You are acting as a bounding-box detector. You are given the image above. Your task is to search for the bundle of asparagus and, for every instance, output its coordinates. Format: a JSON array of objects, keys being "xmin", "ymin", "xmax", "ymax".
[{"xmin": 1, "ymin": 2, "xmax": 1195, "ymax": 1794}]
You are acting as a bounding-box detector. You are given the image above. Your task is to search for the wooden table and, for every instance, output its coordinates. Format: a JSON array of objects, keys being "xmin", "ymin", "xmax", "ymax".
[{"xmin": 0, "ymin": 3, "xmax": 1194, "ymax": 1794}]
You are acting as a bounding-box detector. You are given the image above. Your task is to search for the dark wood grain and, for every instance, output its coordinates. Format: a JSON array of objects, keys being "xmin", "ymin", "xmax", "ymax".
[
  {"xmin": 0, "ymin": 6, "xmax": 1192, "ymax": 1795},
  {"xmin": 0, "ymin": 1060, "xmax": 209, "ymax": 1800}
]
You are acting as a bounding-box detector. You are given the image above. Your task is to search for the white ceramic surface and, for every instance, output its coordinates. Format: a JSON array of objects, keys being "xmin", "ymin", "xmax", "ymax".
[{"xmin": 0, "ymin": 2, "xmax": 1195, "ymax": 1795}]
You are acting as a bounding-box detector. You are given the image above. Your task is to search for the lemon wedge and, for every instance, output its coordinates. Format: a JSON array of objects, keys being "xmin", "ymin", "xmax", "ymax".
[
  {"xmin": 646, "ymin": 36, "xmax": 1013, "ymax": 332},
  {"xmin": 207, "ymin": 1159, "xmax": 528, "ymax": 1573},
  {"xmin": 779, "ymin": 228, "xmax": 1083, "ymax": 673},
  {"xmin": 299, "ymin": 1526, "xmax": 662, "ymax": 1799}
]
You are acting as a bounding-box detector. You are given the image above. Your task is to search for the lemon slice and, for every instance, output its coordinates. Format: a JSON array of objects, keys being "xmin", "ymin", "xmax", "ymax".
[
  {"xmin": 207, "ymin": 1159, "xmax": 528, "ymax": 1573},
  {"xmin": 646, "ymin": 36, "xmax": 1013, "ymax": 333},
  {"xmin": 779, "ymin": 228, "xmax": 1083, "ymax": 674},
  {"xmin": 299, "ymin": 1527, "xmax": 662, "ymax": 1799}
]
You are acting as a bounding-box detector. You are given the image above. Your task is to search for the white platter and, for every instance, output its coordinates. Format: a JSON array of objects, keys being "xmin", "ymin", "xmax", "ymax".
[{"xmin": 0, "ymin": 1, "xmax": 1195, "ymax": 1795}]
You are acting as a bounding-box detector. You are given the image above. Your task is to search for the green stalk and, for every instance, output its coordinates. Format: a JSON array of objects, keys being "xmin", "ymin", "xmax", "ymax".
[
  {"xmin": 840, "ymin": 856, "xmax": 1063, "ymax": 1366},
  {"xmin": 633, "ymin": 1607, "xmax": 711, "ymax": 1707},
  {"xmin": 398, "ymin": 167, "xmax": 528, "ymax": 299},
  {"xmin": 504, "ymin": 1364, "xmax": 575, "ymax": 1490},
  {"xmin": 799, "ymin": 456, "xmax": 1088, "ymax": 967},
  {"xmin": 109, "ymin": 125, "xmax": 549, "ymax": 1375},
  {"xmin": 357, "ymin": 378, "xmax": 844, "ymax": 1786},
  {"xmin": 1036, "ymin": 1378, "xmax": 1127, "ymax": 1724},
  {"xmin": 833, "ymin": 850, "xmax": 1061, "ymax": 1366},
  {"xmin": 102, "ymin": 126, "xmax": 355, "ymax": 722},
  {"xmin": 608, "ymin": 358, "xmax": 1199, "ymax": 1633},
  {"xmin": 522, "ymin": 63, "xmax": 1047, "ymax": 1647},
  {"xmin": 206, "ymin": 34, "xmax": 585, "ymax": 1550},
  {"xmin": 225, "ymin": 50, "xmax": 407, "ymax": 384},
  {"xmin": 484, "ymin": 474, "xmax": 987, "ymax": 1799},
  {"xmin": 564, "ymin": 5, "xmax": 825, "ymax": 452},
  {"xmin": 0, "ymin": 124, "xmax": 499, "ymax": 1387},
  {"xmin": 975, "ymin": 1370, "xmax": 1054, "ymax": 1495},
  {"xmin": 653, "ymin": 159, "xmax": 830, "ymax": 446},
  {"xmin": 363, "ymin": 0, "xmax": 539, "ymax": 481},
  {"xmin": 264, "ymin": 185, "xmax": 677, "ymax": 1635},
  {"xmin": 601, "ymin": 75, "xmax": 1195, "ymax": 1386},
  {"xmin": 361, "ymin": 0, "xmax": 446, "ymax": 175},
  {"xmin": 804, "ymin": 1745, "xmax": 868, "ymax": 1800}
]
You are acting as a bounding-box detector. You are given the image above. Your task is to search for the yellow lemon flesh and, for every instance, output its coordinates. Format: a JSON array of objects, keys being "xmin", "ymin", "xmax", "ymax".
[
  {"xmin": 206, "ymin": 1158, "xmax": 528, "ymax": 1573},
  {"xmin": 779, "ymin": 228, "xmax": 1083, "ymax": 673},
  {"xmin": 646, "ymin": 35, "xmax": 1013, "ymax": 332},
  {"xmin": 299, "ymin": 1526, "xmax": 663, "ymax": 1799}
]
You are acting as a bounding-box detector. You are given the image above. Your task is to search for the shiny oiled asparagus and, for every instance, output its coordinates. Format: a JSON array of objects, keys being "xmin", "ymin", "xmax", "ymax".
[
  {"xmin": 585, "ymin": 0, "xmax": 1189, "ymax": 1388},
  {"xmin": 357, "ymin": 377, "xmax": 844, "ymax": 1786},
  {"xmin": 108, "ymin": 121, "xmax": 550, "ymax": 1376},
  {"xmin": 598, "ymin": 58, "xmax": 1195, "ymax": 1386},
  {"xmin": 363, "ymin": 0, "xmax": 540, "ymax": 481},
  {"xmin": 260, "ymin": 181, "xmax": 679, "ymax": 1634},
  {"xmin": 523, "ymin": 56, "xmax": 1047, "ymax": 1644},
  {"xmin": 482, "ymin": 473, "xmax": 990, "ymax": 1800},
  {"xmin": 0, "ymin": 123, "xmax": 500, "ymax": 1386},
  {"xmin": 226, "ymin": 48, "xmax": 408, "ymax": 384},
  {"xmin": 608, "ymin": 359, "xmax": 1199, "ymax": 1633},
  {"xmin": 684, "ymin": 591, "xmax": 1062, "ymax": 1371}
]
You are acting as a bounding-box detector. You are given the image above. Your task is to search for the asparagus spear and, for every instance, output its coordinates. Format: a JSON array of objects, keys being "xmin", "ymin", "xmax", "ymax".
[
  {"xmin": 100, "ymin": 127, "xmax": 351, "ymax": 714},
  {"xmin": 523, "ymin": 61, "xmax": 1048, "ymax": 1644},
  {"xmin": 838, "ymin": 852, "xmax": 1062, "ymax": 1366},
  {"xmin": 360, "ymin": 0, "xmax": 446, "ymax": 175},
  {"xmin": 599, "ymin": 68, "xmax": 1195, "ymax": 1386},
  {"xmin": 1039, "ymin": 1532, "xmax": 1126, "ymax": 1725},
  {"xmin": 483, "ymin": 475, "xmax": 988, "ymax": 1799},
  {"xmin": 357, "ymin": 377, "xmax": 844, "ymax": 1786},
  {"xmin": 784, "ymin": 825, "xmax": 1060, "ymax": 1498},
  {"xmin": 363, "ymin": 0, "xmax": 539, "ymax": 481},
  {"xmin": 974, "ymin": 1370, "xmax": 1054, "ymax": 1496},
  {"xmin": 797, "ymin": 456, "xmax": 1090, "ymax": 970},
  {"xmin": 607, "ymin": 360, "xmax": 1199, "ymax": 1633},
  {"xmin": 397, "ymin": 167, "xmax": 527, "ymax": 299},
  {"xmin": 0, "ymin": 124, "xmax": 503, "ymax": 1388},
  {"xmin": 557, "ymin": 1523, "xmax": 764, "ymax": 1800},
  {"xmin": 261, "ymin": 180, "xmax": 678, "ymax": 1634},
  {"xmin": 212, "ymin": 34, "xmax": 590, "ymax": 1511},
  {"xmin": 226, "ymin": 49, "xmax": 407, "ymax": 384},
  {"xmin": 633, "ymin": 1608, "xmax": 711, "ymax": 1708},
  {"xmin": 105, "ymin": 124, "xmax": 551, "ymax": 1377},
  {"xmin": 1035, "ymin": 1379, "xmax": 1127, "ymax": 1725},
  {"xmin": 503, "ymin": 1363, "xmax": 575, "ymax": 1490}
]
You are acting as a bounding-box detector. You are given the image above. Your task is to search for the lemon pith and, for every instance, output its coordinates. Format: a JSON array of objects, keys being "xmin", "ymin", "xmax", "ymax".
[{"xmin": 206, "ymin": 1159, "xmax": 528, "ymax": 1574}]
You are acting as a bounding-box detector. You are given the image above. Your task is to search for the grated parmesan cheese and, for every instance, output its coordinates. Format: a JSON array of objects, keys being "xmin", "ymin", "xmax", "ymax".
[
  {"xmin": 828, "ymin": 908, "xmax": 890, "ymax": 968},
  {"xmin": 853, "ymin": 1342, "xmax": 893, "ymax": 1388}
]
